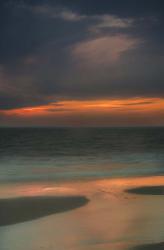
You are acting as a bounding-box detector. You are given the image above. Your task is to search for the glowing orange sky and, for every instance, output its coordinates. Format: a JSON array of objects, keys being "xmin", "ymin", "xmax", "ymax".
[
  {"xmin": 1, "ymin": 97, "xmax": 164, "ymax": 126},
  {"xmin": 3, "ymin": 97, "xmax": 164, "ymax": 115}
]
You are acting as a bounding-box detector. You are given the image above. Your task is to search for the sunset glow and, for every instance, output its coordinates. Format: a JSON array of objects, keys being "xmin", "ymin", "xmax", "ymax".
[
  {"xmin": 1, "ymin": 1, "xmax": 164, "ymax": 249},
  {"xmin": 0, "ymin": 0, "xmax": 164, "ymax": 127},
  {"xmin": 1, "ymin": 98, "xmax": 164, "ymax": 126},
  {"xmin": 2, "ymin": 98, "xmax": 164, "ymax": 115}
]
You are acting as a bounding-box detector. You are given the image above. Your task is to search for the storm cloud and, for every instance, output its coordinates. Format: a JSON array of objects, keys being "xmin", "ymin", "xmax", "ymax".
[{"xmin": 0, "ymin": 0, "xmax": 164, "ymax": 110}]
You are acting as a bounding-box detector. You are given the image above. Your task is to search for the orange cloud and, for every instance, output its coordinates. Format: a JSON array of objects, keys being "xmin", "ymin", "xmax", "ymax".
[
  {"xmin": 1, "ymin": 97, "xmax": 163, "ymax": 114},
  {"xmin": 1, "ymin": 97, "xmax": 164, "ymax": 127}
]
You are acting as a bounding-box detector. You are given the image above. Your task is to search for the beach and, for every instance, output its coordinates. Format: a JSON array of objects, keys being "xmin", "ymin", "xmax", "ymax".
[
  {"xmin": 1, "ymin": 0, "xmax": 164, "ymax": 247},
  {"xmin": 0, "ymin": 175, "xmax": 164, "ymax": 250}
]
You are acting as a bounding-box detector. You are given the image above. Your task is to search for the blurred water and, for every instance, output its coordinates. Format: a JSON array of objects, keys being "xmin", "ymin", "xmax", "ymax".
[{"xmin": 0, "ymin": 127, "xmax": 164, "ymax": 183}]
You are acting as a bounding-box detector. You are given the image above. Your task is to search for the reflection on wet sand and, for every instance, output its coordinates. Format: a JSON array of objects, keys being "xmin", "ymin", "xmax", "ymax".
[
  {"xmin": 0, "ymin": 196, "xmax": 89, "ymax": 226},
  {"xmin": 0, "ymin": 176, "xmax": 164, "ymax": 250}
]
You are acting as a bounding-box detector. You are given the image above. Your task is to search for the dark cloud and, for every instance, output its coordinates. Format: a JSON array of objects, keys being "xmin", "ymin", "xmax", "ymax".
[
  {"xmin": 120, "ymin": 101, "xmax": 156, "ymax": 106},
  {"xmin": 0, "ymin": 92, "xmax": 52, "ymax": 110},
  {"xmin": 13, "ymin": 0, "xmax": 163, "ymax": 17},
  {"xmin": 0, "ymin": 0, "xmax": 164, "ymax": 111}
]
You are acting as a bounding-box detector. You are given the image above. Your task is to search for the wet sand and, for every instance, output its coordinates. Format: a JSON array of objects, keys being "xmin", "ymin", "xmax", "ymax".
[
  {"xmin": 0, "ymin": 176, "xmax": 164, "ymax": 250},
  {"xmin": 0, "ymin": 196, "xmax": 89, "ymax": 226},
  {"xmin": 132, "ymin": 242, "xmax": 164, "ymax": 250},
  {"xmin": 127, "ymin": 184, "xmax": 164, "ymax": 250},
  {"xmin": 126, "ymin": 186, "xmax": 164, "ymax": 195}
]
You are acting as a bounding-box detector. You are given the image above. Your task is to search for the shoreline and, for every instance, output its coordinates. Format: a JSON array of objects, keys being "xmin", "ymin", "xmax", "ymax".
[
  {"xmin": 1, "ymin": 175, "xmax": 164, "ymax": 250},
  {"xmin": 1, "ymin": 175, "xmax": 164, "ymax": 198}
]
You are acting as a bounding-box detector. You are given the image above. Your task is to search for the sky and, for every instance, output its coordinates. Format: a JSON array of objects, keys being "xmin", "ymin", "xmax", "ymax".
[{"xmin": 0, "ymin": 0, "xmax": 164, "ymax": 126}]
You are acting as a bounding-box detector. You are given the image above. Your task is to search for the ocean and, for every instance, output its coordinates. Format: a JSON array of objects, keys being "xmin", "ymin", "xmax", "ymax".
[
  {"xmin": 1, "ymin": 127, "xmax": 164, "ymax": 250},
  {"xmin": 0, "ymin": 127, "xmax": 164, "ymax": 183}
]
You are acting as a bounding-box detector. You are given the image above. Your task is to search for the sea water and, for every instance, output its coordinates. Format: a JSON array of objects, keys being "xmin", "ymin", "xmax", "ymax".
[{"xmin": 0, "ymin": 127, "xmax": 164, "ymax": 183}]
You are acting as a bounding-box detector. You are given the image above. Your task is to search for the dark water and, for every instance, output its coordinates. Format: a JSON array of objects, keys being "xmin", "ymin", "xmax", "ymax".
[{"xmin": 0, "ymin": 127, "xmax": 164, "ymax": 183}]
